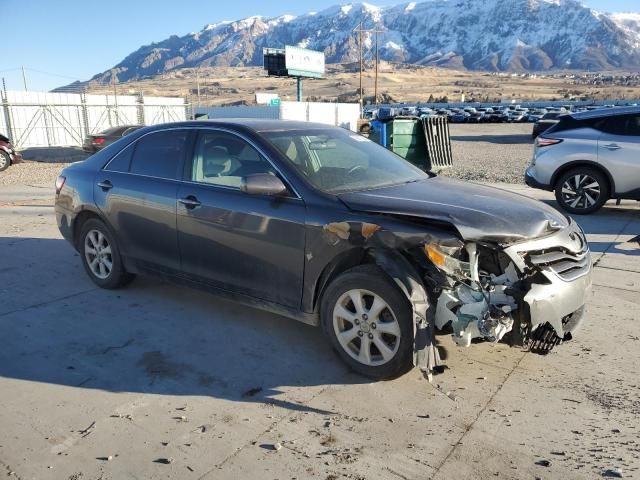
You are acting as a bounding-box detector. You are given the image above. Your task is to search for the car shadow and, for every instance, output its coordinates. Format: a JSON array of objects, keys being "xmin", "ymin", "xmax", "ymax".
[
  {"xmin": 449, "ymin": 134, "xmax": 533, "ymax": 145},
  {"xmin": 20, "ymin": 146, "xmax": 89, "ymax": 164},
  {"xmin": 0, "ymin": 236, "xmax": 372, "ymax": 415}
]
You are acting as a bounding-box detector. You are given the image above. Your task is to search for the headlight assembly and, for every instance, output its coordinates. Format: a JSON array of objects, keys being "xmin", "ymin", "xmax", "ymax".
[{"xmin": 424, "ymin": 243, "xmax": 471, "ymax": 279}]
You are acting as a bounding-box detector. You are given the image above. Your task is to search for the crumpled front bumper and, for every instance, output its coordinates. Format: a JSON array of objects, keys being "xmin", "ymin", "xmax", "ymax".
[{"xmin": 503, "ymin": 218, "xmax": 592, "ymax": 338}]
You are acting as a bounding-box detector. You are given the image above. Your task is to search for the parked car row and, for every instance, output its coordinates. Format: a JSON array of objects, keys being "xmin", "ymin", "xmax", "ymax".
[{"xmin": 367, "ymin": 103, "xmax": 639, "ymax": 128}]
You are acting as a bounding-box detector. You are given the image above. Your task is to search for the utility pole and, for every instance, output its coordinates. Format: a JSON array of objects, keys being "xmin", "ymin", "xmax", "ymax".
[
  {"xmin": 111, "ymin": 69, "xmax": 119, "ymax": 126},
  {"xmin": 374, "ymin": 31, "xmax": 379, "ymax": 105},
  {"xmin": 359, "ymin": 22, "xmax": 363, "ymax": 111},
  {"xmin": 21, "ymin": 66, "xmax": 28, "ymax": 92},
  {"xmin": 352, "ymin": 23, "xmax": 384, "ymax": 112}
]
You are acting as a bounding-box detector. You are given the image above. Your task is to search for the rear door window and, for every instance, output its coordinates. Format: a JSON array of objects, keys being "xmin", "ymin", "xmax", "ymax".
[
  {"xmin": 129, "ymin": 130, "xmax": 190, "ymax": 180},
  {"xmin": 599, "ymin": 115, "xmax": 640, "ymax": 136},
  {"xmin": 105, "ymin": 142, "xmax": 135, "ymax": 172}
]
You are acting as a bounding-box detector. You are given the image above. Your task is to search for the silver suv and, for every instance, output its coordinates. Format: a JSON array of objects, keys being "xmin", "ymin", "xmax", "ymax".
[{"xmin": 525, "ymin": 106, "xmax": 640, "ymax": 214}]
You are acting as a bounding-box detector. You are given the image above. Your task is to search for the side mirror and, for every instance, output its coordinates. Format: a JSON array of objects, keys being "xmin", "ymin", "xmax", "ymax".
[{"xmin": 240, "ymin": 173, "xmax": 288, "ymax": 196}]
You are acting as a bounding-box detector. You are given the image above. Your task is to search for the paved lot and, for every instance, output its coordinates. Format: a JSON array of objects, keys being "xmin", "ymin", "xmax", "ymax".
[{"xmin": 1, "ymin": 179, "xmax": 638, "ymax": 480}]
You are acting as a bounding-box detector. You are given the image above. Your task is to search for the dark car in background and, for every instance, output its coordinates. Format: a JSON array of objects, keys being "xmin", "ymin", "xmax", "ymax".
[
  {"xmin": 55, "ymin": 120, "xmax": 591, "ymax": 379},
  {"xmin": 531, "ymin": 112, "xmax": 562, "ymax": 138},
  {"xmin": 82, "ymin": 125, "xmax": 142, "ymax": 153},
  {"xmin": 0, "ymin": 133, "xmax": 23, "ymax": 172}
]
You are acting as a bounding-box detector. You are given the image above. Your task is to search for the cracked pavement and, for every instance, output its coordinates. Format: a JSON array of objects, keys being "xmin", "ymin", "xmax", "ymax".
[{"xmin": 0, "ymin": 182, "xmax": 639, "ymax": 480}]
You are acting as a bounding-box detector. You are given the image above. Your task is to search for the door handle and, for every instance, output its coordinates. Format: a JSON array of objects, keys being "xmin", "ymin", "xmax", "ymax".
[
  {"xmin": 603, "ymin": 143, "xmax": 621, "ymax": 150},
  {"xmin": 97, "ymin": 180, "xmax": 113, "ymax": 190},
  {"xmin": 178, "ymin": 195, "xmax": 201, "ymax": 209}
]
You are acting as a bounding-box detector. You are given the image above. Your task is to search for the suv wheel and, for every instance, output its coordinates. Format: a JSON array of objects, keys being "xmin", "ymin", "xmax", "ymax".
[
  {"xmin": 79, "ymin": 218, "xmax": 134, "ymax": 289},
  {"xmin": 321, "ymin": 265, "xmax": 413, "ymax": 379},
  {"xmin": 555, "ymin": 167, "xmax": 609, "ymax": 215},
  {"xmin": 0, "ymin": 151, "xmax": 10, "ymax": 171}
]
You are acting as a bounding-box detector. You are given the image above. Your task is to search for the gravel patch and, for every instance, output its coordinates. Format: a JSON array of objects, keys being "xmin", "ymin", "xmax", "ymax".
[
  {"xmin": 0, "ymin": 161, "xmax": 69, "ymax": 188},
  {"xmin": 1, "ymin": 123, "xmax": 535, "ymax": 188},
  {"xmin": 439, "ymin": 122, "xmax": 534, "ymax": 184}
]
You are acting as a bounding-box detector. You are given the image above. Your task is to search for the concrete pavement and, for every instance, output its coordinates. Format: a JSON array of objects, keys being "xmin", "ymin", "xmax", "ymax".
[{"xmin": 0, "ymin": 183, "xmax": 638, "ymax": 480}]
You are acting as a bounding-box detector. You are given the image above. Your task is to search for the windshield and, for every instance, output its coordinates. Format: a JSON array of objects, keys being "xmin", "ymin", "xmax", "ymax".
[{"xmin": 260, "ymin": 128, "xmax": 429, "ymax": 194}]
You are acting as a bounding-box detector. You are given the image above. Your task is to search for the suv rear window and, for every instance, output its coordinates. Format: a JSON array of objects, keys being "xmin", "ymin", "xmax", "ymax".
[{"xmin": 546, "ymin": 115, "xmax": 600, "ymax": 134}]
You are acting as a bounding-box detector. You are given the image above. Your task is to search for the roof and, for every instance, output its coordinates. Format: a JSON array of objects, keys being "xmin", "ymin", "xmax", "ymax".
[
  {"xmin": 570, "ymin": 105, "xmax": 640, "ymax": 120},
  {"xmin": 145, "ymin": 118, "xmax": 342, "ymax": 132}
]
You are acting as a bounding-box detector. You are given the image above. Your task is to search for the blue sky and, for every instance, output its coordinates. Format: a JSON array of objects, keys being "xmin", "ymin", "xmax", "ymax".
[{"xmin": 2, "ymin": 0, "xmax": 637, "ymax": 92}]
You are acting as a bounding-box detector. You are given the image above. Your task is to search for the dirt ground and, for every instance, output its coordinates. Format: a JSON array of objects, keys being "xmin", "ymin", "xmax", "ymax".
[
  {"xmin": 84, "ymin": 65, "xmax": 640, "ymax": 106},
  {"xmin": 0, "ymin": 124, "xmax": 639, "ymax": 480}
]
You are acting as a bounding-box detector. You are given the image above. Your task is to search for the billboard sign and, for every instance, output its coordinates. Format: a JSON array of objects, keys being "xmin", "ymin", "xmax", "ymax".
[{"xmin": 285, "ymin": 46, "xmax": 325, "ymax": 78}]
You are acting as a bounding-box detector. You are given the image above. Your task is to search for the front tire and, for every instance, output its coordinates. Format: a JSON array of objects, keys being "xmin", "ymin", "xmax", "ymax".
[
  {"xmin": 0, "ymin": 151, "xmax": 10, "ymax": 171},
  {"xmin": 554, "ymin": 167, "xmax": 609, "ymax": 215},
  {"xmin": 321, "ymin": 265, "xmax": 413, "ymax": 379},
  {"xmin": 79, "ymin": 218, "xmax": 134, "ymax": 289}
]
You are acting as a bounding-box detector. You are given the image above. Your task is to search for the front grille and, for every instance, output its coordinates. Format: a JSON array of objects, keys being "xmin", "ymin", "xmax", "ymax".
[{"xmin": 528, "ymin": 246, "xmax": 590, "ymax": 281}]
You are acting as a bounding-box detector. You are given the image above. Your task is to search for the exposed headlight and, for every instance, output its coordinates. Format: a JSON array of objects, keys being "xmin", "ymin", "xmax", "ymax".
[{"xmin": 424, "ymin": 243, "xmax": 471, "ymax": 278}]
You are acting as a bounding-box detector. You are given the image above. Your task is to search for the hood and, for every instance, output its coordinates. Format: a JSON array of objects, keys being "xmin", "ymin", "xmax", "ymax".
[{"xmin": 337, "ymin": 176, "xmax": 568, "ymax": 244}]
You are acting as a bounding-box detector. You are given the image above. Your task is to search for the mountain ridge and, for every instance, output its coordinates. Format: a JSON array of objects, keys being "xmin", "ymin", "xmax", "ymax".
[{"xmin": 80, "ymin": 0, "xmax": 640, "ymax": 86}]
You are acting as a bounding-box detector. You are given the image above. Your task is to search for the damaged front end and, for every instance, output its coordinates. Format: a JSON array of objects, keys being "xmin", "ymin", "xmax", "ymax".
[{"xmin": 432, "ymin": 218, "xmax": 592, "ymax": 355}]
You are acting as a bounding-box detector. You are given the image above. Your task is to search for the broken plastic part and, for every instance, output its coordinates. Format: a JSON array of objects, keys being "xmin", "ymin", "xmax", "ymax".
[{"xmin": 435, "ymin": 261, "xmax": 517, "ymax": 347}]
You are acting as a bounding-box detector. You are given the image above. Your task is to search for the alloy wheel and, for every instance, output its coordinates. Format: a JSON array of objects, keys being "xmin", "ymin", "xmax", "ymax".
[
  {"xmin": 84, "ymin": 229, "xmax": 113, "ymax": 279},
  {"xmin": 0, "ymin": 155, "xmax": 8, "ymax": 169},
  {"xmin": 560, "ymin": 174, "xmax": 601, "ymax": 210},
  {"xmin": 332, "ymin": 289, "xmax": 401, "ymax": 367}
]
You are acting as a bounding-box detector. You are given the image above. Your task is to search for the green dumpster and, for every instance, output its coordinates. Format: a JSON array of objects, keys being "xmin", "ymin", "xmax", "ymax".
[{"xmin": 386, "ymin": 118, "xmax": 428, "ymax": 170}]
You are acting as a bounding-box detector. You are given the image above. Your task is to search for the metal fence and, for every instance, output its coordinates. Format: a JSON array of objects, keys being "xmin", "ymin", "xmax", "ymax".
[{"xmin": 0, "ymin": 90, "xmax": 189, "ymax": 148}]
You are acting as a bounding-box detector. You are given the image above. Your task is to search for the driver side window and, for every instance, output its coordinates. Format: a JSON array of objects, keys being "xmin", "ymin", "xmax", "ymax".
[{"xmin": 190, "ymin": 130, "xmax": 276, "ymax": 188}]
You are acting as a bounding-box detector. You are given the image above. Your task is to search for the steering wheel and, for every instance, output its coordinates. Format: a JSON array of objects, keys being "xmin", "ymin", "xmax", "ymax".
[{"xmin": 346, "ymin": 164, "xmax": 366, "ymax": 176}]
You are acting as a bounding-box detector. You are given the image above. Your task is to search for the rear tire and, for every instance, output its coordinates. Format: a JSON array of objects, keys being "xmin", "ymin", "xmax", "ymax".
[
  {"xmin": 0, "ymin": 151, "xmax": 10, "ymax": 171},
  {"xmin": 320, "ymin": 265, "xmax": 413, "ymax": 380},
  {"xmin": 554, "ymin": 167, "xmax": 609, "ymax": 215},
  {"xmin": 79, "ymin": 218, "xmax": 134, "ymax": 289}
]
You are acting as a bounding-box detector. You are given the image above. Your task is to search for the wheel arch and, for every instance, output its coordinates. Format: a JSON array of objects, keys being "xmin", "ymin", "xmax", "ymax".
[
  {"xmin": 311, "ymin": 247, "xmax": 368, "ymax": 313},
  {"xmin": 550, "ymin": 160, "xmax": 615, "ymax": 195},
  {"xmin": 72, "ymin": 208, "xmax": 112, "ymax": 249}
]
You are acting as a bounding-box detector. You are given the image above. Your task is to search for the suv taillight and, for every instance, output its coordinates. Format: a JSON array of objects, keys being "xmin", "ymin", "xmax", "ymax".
[
  {"xmin": 536, "ymin": 137, "xmax": 563, "ymax": 147},
  {"xmin": 55, "ymin": 175, "xmax": 66, "ymax": 194},
  {"xmin": 93, "ymin": 137, "xmax": 105, "ymax": 145}
]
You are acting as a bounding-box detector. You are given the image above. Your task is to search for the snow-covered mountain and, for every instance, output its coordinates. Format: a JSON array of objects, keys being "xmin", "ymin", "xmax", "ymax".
[{"xmin": 87, "ymin": 0, "xmax": 640, "ymax": 83}]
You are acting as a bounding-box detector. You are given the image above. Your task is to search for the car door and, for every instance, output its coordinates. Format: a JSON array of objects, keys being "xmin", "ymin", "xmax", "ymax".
[
  {"xmin": 94, "ymin": 128, "xmax": 192, "ymax": 272},
  {"xmin": 176, "ymin": 128, "xmax": 306, "ymax": 308},
  {"xmin": 597, "ymin": 114, "xmax": 640, "ymax": 194}
]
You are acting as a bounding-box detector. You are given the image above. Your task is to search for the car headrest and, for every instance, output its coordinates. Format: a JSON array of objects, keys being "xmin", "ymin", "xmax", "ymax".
[{"xmin": 202, "ymin": 146, "xmax": 229, "ymax": 177}]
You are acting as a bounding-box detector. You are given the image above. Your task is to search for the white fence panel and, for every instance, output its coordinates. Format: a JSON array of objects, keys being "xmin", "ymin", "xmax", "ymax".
[
  {"xmin": 280, "ymin": 102, "xmax": 359, "ymax": 131},
  {"xmin": 5, "ymin": 91, "xmax": 85, "ymax": 147},
  {"xmin": 143, "ymin": 96, "xmax": 187, "ymax": 125},
  {"xmin": 335, "ymin": 103, "xmax": 361, "ymax": 132},
  {"xmin": 85, "ymin": 94, "xmax": 139, "ymax": 134},
  {"xmin": 279, "ymin": 101, "xmax": 309, "ymax": 123},
  {"xmin": 307, "ymin": 103, "xmax": 337, "ymax": 126},
  {"xmin": 1, "ymin": 90, "xmax": 188, "ymax": 148}
]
